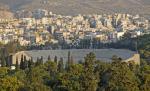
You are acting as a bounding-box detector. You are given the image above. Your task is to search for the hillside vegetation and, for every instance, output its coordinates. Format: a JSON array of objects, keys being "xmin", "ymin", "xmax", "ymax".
[
  {"xmin": 0, "ymin": 0, "xmax": 150, "ymax": 17},
  {"xmin": 0, "ymin": 51, "xmax": 150, "ymax": 91}
]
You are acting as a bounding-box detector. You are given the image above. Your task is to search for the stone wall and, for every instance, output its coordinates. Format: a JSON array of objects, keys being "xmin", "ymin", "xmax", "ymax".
[
  {"xmin": 11, "ymin": 50, "xmax": 140, "ymax": 65},
  {"xmin": 11, "ymin": 51, "xmax": 31, "ymax": 65},
  {"xmin": 124, "ymin": 54, "xmax": 140, "ymax": 65}
]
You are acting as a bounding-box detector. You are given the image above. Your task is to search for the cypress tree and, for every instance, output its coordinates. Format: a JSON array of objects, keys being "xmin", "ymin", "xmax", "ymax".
[
  {"xmin": 24, "ymin": 56, "xmax": 28, "ymax": 69},
  {"xmin": 20, "ymin": 60, "xmax": 24, "ymax": 70},
  {"xmin": 58, "ymin": 57, "xmax": 64, "ymax": 72},
  {"xmin": 1, "ymin": 57, "xmax": 6, "ymax": 67},
  {"xmin": 35, "ymin": 57, "xmax": 40, "ymax": 66},
  {"xmin": 15, "ymin": 60, "xmax": 19, "ymax": 71},
  {"xmin": 28, "ymin": 60, "xmax": 31, "ymax": 69},
  {"xmin": 6, "ymin": 57, "xmax": 11, "ymax": 67},
  {"xmin": 66, "ymin": 51, "xmax": 71, "ymax": 71},
  {"xmin": 30, "ymin": 57, "xmax": 34, "ymax": 65},
  {"xmin": 48, "ymin": 55, "xmax": 51, "ymax": 61},
  {"xmin": 35, "ymin": 56, "xmax": 43, "ymax": 66},
  {"xmin": 81, "ymin": 52, "xmax": 98, "ymax": 91},
  {"xmin": 40, "ymin": 56, "xmax": 43, "ymax": 64},
  {"xmin": 68, "ymin": 51, "xmax": 71, "ymax": 64},
  {"xmin": 54, "ymin": 56, "xmax": 58, "ymax": 64},
  {"xmin": 21, "ymin": 55, "xmax": 23, "ymax": 62},
  {"xmin": 70, "ymin": 56, "xmax": 74, "ymax": 65},
  {"xmin": 28, "ymin": 57, "xmax": 34, "ymax": 69}
]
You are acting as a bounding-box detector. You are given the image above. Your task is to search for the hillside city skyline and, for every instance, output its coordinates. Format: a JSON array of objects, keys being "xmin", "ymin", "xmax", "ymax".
[{"xmin": 0, "ymin": 1, "xmax": 150, "ymax": 91}]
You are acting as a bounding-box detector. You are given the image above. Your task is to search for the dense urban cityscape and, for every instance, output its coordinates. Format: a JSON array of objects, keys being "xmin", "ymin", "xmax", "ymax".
[
  {"xmin": 0, "ymin": 9, "xmax": 150, "ymax": 48},
  {"xmin": 0, "ymin": 0, "xmax": 150, "ymax": 91}
]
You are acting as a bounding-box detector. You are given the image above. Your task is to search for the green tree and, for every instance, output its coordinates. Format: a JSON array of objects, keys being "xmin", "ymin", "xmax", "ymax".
[
  {"xmin": 58, "ymin": 57, "xmax": 64, "ymax": 73},
  {"xmin": 26, "ymin": 65, "xmax": 52, "ymax": 91},
  {"xmin": 54, "ymin": 56, "xmax": 58, "ymax": 64},
  {"xmin": 102, "ymin": 61, "xmax": 140, "ymax": 91},
  {"xmin": 66, "ymin": 51, "xmax": 73, "ymax": 71},
  {"xmin": 1, "ymin": 56, "xmax": 6, "ymax": 67},
  {"xmin": 0, "ymin": 67, "xmax": 8, "ymax": 78},
  {"xmin": 48, "ymin": 55, "xmax": 51, "ymax": 61},
  {"xmin": 20, "ymin": 59, "xmax": 24, "ymax": 70},
  {"xmin": 44, "ymin": 60, "xmax": 57, "ymax": 78},
  {"xmin": 23, "ymin": 56, "xmax": 28, "ymax": 69},
  {"xmin": 80, "ymin": 52, "xmax": 98, "ymax": 91},
  {"xmin": 139, "ymin": 64, "xmax": 150, "ymax": 91},
  {"xmin": 0, "ymin": 67, "xmax": 23, "ymax": 91},
  {"xmin": 36, "ymin": 57, "xmax": 43, "ymax": 66},
  {"xmin": 58, "ymin": 64, "xmax": 83, "ymax": 91},
  {"xmin": 0, "ymin": 76, "xmax": 23, "ymax": 91},
  {"xmin": 28, "ymin": 58, "xmax": 34, "ymax": 70},
  {"xmin": 70, "ymin": 56, "xmax": 74, "ymax": 65},
  {"xmin": 95, "ymin": 61, "xmax": 110, "ymax": 90},
  {"xmin": 15, "ymin": 60, "xmax": 19, "ymax": 71}
]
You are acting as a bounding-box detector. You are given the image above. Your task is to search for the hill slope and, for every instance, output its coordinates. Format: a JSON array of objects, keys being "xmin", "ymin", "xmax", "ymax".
[
  {"xmin": 0, "ymin": 3, "xmax": 13, "ymax": 19},
  {"xmin": 0, "ymin": 0, "xmax": 150, "ymax": 17}
]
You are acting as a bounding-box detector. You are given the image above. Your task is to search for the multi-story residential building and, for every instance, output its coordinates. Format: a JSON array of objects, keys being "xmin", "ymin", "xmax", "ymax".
[{"xmin": 0, "ymin": 10, "xmax": 149, "ymax": 46}]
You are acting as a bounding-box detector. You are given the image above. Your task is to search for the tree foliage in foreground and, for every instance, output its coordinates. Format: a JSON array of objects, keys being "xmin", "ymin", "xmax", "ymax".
[{"xmin": 0, "ymin": 53, "xmax": 150, "ymax": 91}]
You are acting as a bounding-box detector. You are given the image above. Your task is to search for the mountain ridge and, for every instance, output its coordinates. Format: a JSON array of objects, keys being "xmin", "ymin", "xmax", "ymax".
[
  {"xmin": 0, "ymin": 0, "xmax": 150, "ymax": 17},
  {"xmin": 0, "ymin": 3, "xmax": 14, "ymax": 19}
]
